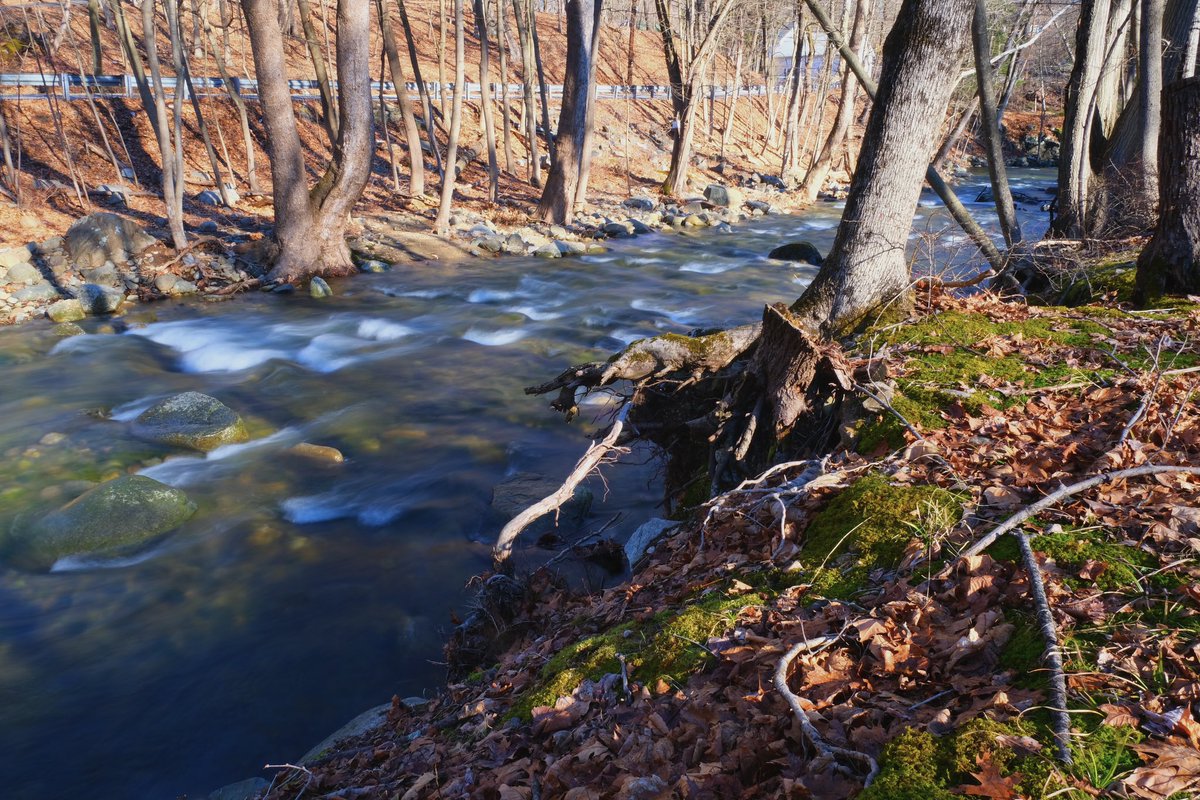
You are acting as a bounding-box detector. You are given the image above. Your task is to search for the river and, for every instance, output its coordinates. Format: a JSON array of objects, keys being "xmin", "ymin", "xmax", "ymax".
[{"xmin": 0, "ymin": 171, "xmax": 1052, "ymax": 799}]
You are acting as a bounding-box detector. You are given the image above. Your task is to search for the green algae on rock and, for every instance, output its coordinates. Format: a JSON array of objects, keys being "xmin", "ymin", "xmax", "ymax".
[
  {"xmin": 6, "ymin": 475, "xmax": 196, "ymax": 570},
  {"xmin": 131, "ymin": 392, "xmax": 249, "ymax": 452}
]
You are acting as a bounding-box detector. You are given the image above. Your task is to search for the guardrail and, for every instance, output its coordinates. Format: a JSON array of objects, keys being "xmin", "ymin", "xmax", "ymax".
[{"xmin": 0, "ymin": 72, "xmax": 770, "ymax": 103}]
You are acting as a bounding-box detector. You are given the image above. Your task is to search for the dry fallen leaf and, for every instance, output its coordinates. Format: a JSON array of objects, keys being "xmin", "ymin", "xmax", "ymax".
[
  {"xmin": 1124, "ymin": 741, "xmax": 1200, "ymax": 799},
  {"xmin": 959, "ymin": 754, "xmax": 1022, "ymax": 799}
]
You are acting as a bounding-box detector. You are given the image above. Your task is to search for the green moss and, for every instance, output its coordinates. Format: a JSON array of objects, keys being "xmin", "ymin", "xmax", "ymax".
[
  {"xmin": 801, "ymin": 474, "xmax": 963, "ymax": 598},
  {"xmin": 1033, "ymin": 528, "xmax": 1178, "ymax": 591},
  {"xmin": 1068, "ymin": 715, "xmax": 1143, "ymax": 792},
  {"xmin": 862, "ymin": 720, "xmax": 1054, "ymax": 800},
  {"xmin": 997, "ymin": 613, "xmax": 1049, "ymax": 691},
  {"xmin": 858, "ymin": 729, "xmax": 956, "ymax": 800},
  {"xmin": 509, "ymin": 590, "xmax": 763, "ymax": 720}
]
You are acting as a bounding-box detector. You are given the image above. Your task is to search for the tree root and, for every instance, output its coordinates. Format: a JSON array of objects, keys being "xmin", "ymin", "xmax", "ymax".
[
  {"xmin": 774, "ymin": 627, "xmax": 880, "ymax": 784},
  {"xmin": 1016, "ymin": 531, "xmax": 1073, "ymax": 765}
]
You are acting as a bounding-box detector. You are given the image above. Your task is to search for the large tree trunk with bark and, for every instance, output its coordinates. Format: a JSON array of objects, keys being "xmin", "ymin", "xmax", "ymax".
[
  {"xmin": 243, "ymin": 0, "xmax": 374, "ymax": 282},
  {"xmin": 1135, "ymin": 77, "xmax": 1200, "ymax": 299},
  {"xmin": 792, "ymin": 0, "xmax": 975, "ymax": 335},
  {"xmin": 536, "ymin": 0, "xmax": 599, "ymax": 224}
]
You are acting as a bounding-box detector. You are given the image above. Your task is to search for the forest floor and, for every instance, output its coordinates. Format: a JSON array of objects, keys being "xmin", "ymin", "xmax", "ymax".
[{"xmin": 249, "ymin": 249, "xmax": 1200, "ymax": 800}]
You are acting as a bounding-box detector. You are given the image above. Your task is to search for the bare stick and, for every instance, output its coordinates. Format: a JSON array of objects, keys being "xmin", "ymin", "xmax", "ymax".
[
  {"xmin": 493, "ymin": 403, "xmax": 631, "ymax": 564},
  {"xmin": 949, "ymin": 465, "xmax": 1200, "ymax": 567},
  {"xmin": 1016, "ymin": 531, "xmax": 1072, "ymax": 764},
  {"xmin": 774, "ymin": 632, "xmax": 879, "ymax": 784}
]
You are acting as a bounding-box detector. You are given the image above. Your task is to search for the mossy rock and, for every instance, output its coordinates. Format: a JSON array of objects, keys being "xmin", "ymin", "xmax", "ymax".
[
  {"xmin": 6, "ymin": 475, "xmax": 196, "ymax": 570},
  {"xmin": 801, "ymin": 473, "xmax": 963, "ymax": 597},
  {"xmin": 131, "ymin": 392, "xmax": 249, "ymax": 452}
]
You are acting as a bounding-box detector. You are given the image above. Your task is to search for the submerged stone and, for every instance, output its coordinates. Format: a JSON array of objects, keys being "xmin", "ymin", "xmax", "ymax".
[
  {"xmin": 131, "ymin": 392, "xmax": 249, "ymax": 452},
  {"xmin": 7, "ymin": 475, "xmax": 196, "ymax": 571},
  {"xmin": 768, "ymin": 241, "xmax": 825, "ymax": 265}
]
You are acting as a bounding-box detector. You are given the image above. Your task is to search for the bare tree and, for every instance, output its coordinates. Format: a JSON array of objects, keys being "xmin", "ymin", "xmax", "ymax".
[
  {"xmin": 474, "ymin": 0, "xmax": 500, "ymax": 201},
  {"xmin": 1136, "ymin": 77, "xmax": 1200, "ymax": 298},
  {"xmin": 536, "ymin": 0, "xmax": 601, "ymax": 223},
  {"xmin": 378, "ymin": 0, "xmax": 425, "ymax": 195},
  {"xmin": 792, "ymin": 0, "xmax": 975, "ymax": 334},
  {"xmin": 296, "ymin": 0, "xmax": 340, "ymax": 142},
  {"xmin": 434, "ymin": 0, "xmax": 467, "ymax": 235},
  {"xmin": 972, "ymin": 0, "xmax": 1021, "ymax": 246},
  {"xmin": 655, "ymin": 0, "xmax": 739, "ymax": 196},
  {"xmin": 512, "ymin": 0, "xmax": 542, "ymax": 185},
  {"xmin": 242, "ymin": 0, "xmax": 374, "ymax": 281}
]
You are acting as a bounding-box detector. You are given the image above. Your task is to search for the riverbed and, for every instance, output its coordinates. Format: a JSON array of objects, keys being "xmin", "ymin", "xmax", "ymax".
[{"xmin": 0, "ymin": 172, "xmax": 1052, "ymax": 799}]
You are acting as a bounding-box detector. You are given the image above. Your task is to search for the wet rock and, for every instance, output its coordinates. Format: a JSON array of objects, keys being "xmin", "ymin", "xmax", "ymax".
[
  {"xmin": 53, "ymin": 322, "xmax": 85, "ymax": 337},
  {"xmin": 131, "ymin": 392, "xmax": 249, "ymax": 452},
  {"xmin": 301, "ymin": 703, "xmax": 392, "ymax": 763},
  {"xmin": 358, "ymin": 259, "xmax": 390, "ymax": 273},
  {"xmin": 75, "ymin": 283, "xmax": 125, "ymax": 314},
  {"xmin": 624, "ymin": 517, "xmax": 680, "ymax": 567},
  {"xmin": 682, "ymin": 214, "xmax": 706, "ymax": 228},
  {"xmin": 154, "ymin": 274, "xmax": 198, "ymax": 296},
  {"xmin": 206, "ymin": 777, "xmax": 270, "ymax": 800},
  {"xmin": 555, "ymin": 240, "xmax": 589, "ymax": 256},
  {"xmin": 746, "ymin": 200, "xmax": 775, "ymax": 215},
  {"xmin": 309, "ymin": 277, "xmax": 333, "ymax": 298},
  {"xmin": 502, "ymin": 232, "xmax": 530, "ymax": 255},
  {"xmin": 7, "ymin": 475, "xmax": 196, "ymax": 571},
  {"xmin": 289, "ymin": 442, "xmax": 345, "ymax": 463},
  {"xmin": 703, "ymin": 183, "xmax": 744, "ymax": 209},
  {"xmin": 46, "ymin": 299, "xmax": 85, "ymax": 323},
  {"xmin": 623, "ymin": 196, "xmax": 656, "ymax": 211},
  {"xmin": 491, "ymin": 472, "xmax": 592, "ymax": 529},
  {"xmin": 629, "ymin": 219, "xmax": 654, "ymax": 235},
  {"xmin": 64, "ymin": 212, "xmax": 158, "ymax": 269},
  {"xmin": 473, "ymin": 236, "xmax": 504, "ymax": 254},
  {"xmin": 768, "ymin": 241, "xmax": 825, "ymax": 265},
  {"xmin": 0, "ymin": 244, "xmax": 32, "ymax": 269},
  {"xmin": 533, "ymin": 243, "xmax": 562, "ymax": 258},
  {"xmin": 13, "ymin": 282, "xmax": 61, "ymax": 303},
  {"xmin": 602, "ymin": 220, "xmax": 634, "ymax": 238},
  {"xmin": 6, "ymin": 261, "xmax": 39, "ymax": 284}
]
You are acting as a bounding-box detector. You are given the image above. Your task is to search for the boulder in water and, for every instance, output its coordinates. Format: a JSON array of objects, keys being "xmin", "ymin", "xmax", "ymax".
[
  {"xmin": 7, "ymin": 475, "xmax": 196, "ymax": 570},
  {"xmin": 768, "ymin": 241, "xmax": 825, "ymax": 265},
  {"xmin": 131, "ymin": 392, "xmax": 249, "ymax": 451},
  {"xmin": 64, "ymin": 212, "xmax": 158, "ymax": 269},
  {"xmin": 704, "ymin": 183, "xmax": 744, "ymax": 209},
  {"xmin": 309, "ymin": 277, "xmax": 333, "ymax": 299}
]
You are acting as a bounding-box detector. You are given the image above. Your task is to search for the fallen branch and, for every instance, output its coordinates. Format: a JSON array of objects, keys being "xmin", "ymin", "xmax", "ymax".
[
  {"xmin": 493, "ymin": 403, "xmax": 631, "ymax": 565},
  {"xmin": 948, "ymin": 465, "xmax": 1200, "ymax": 568},
  {"xmin": 1017, "ymin": 531, "xmax": 1073, "ymax": 764},
  {"xmin": 774, "ymin": 630, "xmax": 880, "ymax": 785}
]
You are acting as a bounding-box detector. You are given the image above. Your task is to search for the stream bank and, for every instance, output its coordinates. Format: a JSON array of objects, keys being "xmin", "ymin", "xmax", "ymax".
[{"xmin": 255, "ymin": 259, "xmax": 1200, "ymax": 800}]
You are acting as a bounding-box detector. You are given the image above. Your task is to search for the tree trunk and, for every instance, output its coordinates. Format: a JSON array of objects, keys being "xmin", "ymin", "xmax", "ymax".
[
  {"xmin": 791, "ymin": 0, "xmax": 975, "ymax": 336},
  {"xmin": 297, "ymin": 0, "xmax": 340, "ymax": 142},
  {"xmin": 497, "ymin": 0, "xmax": 515, "ymax": 174},
  {"xmin": 536, "ymin": 0, "xmax": 599, "ymax": 223},
  {"xmin": 88, "ymin": 0, "xmax": 103, "ymax": 73},
  {"xmin": 474, "ymin": 0, "xmax": 500, "ymax": 201},
  {"xmin": 438, "ymin": 0, "xmax": 448, "ymax": 116},
  {"xmin": 378, "ymin": 0, "xmax": 425, "ymax": 195},
  {"xmin": 798, "ymin": 0, "xmax": 865, "ymax": 202},
  {"xmin": 1054, "ymin": 0, "xmax": 1115, "ymax": 238},
  {"xmin": 243, "ymin": 0, "xmax": 374, "ymax": 282},
  {"xmin": 531, "ymin": 6, "xmax": 555, "ymax": 164},
  {"xmin": 396, "ymin": 0, "xmax": 444, "ymax": 176},
  {"xmin": 434, "ymin": 0, "xmax": 467, "ymax": 235},
  {"xmin": 512, "ymin": 0, "xmax": 541, "ymax": 185},
  {"xmin": 1139, "ymin": 0, "xmax": 1165, "ymax": 207},
  {"xmin": 972, "ymin": 0, "xmax": 1022, "ymax": 246},
  {"xmin": 780, "ymin": 8, "xmax": 807, "ymax": 182},
  {"xmin": 201, "ymin": 8, "xmax": 261, "ymax": 194},
  {"xmin": 1135, "ymin": 77, "xmax": 1200, "ymax": 298}
]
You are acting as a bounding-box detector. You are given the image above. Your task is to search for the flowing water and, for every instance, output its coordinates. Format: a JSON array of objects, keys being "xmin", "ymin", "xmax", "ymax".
[{"xmin": 0, "ymin": 171, "xmax": 1053, "ymax": 799}]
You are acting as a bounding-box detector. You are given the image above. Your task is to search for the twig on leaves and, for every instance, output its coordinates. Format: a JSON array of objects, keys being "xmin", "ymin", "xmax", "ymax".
[
  {"xmin": 493, "ymin": 402, "xmax": 631, "ymax": 565},
  {"xmin": 774, "ymin": 630, "xmax": 880, "ymax": 785},
  {"xmin": 1017, "ymin": 531, "xmax": 1073, "ymax": 765},
  {"xmin": 264, "ymin": 763, "xmax": 314, "ymax": 800},
  {"xmin": 947, "ymin": 465, "xmax": 1200, "ymax": 569}
]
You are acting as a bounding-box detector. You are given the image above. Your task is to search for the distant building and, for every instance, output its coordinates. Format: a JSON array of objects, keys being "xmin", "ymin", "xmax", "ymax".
[{"xmin": 771, "ymin": 25, "xmax": 875, "ymax": 85}]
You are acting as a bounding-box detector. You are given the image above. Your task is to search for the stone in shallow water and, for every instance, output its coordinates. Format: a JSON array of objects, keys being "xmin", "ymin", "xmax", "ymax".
[
  {"xmin": 46, "ymin": 299, "xmax": 85, "ymax": 323},
  {"xmin": 768, "ymin": 241, "xmax": 825, "ymax": 265},
  {"xmin": 75, "ymin": 282, "xmax": 125, "ymax": 314},
  {"xmin": 7, "ymin": 475, "xmax": 196, "ymax": 571},
  {"xmin": 309, "ymin": 276, "xmax": 333, "ymax": 298},
  {"xmin": 289, "ymin": 442, "xmax": 345, "ymax": 463},
  {"xmin": 131, "ymin": 392, "xmax": 249, "ymax": 452}
]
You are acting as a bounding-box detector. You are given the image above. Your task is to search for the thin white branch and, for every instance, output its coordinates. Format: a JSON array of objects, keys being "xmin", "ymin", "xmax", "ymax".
[
  {"xmin": 1017, "ymin": 532, "xmax": 1073, "ymax": 765},
  {"xmin": 493, "ymin": 403, "xmax": 631, "ymax": 564}
]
